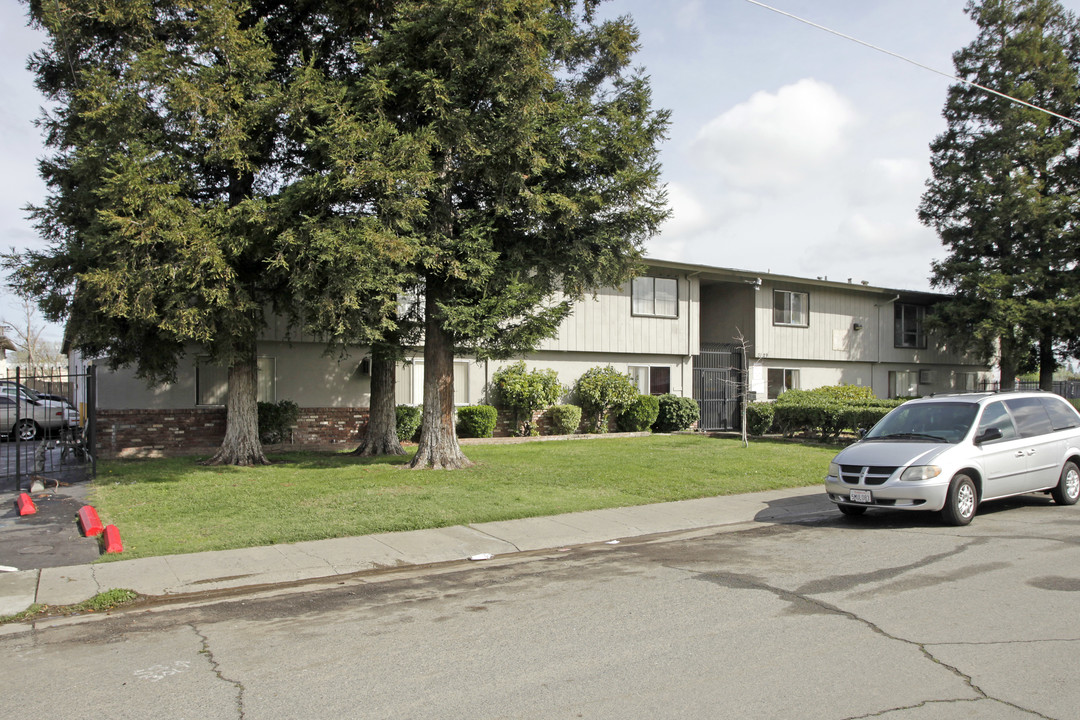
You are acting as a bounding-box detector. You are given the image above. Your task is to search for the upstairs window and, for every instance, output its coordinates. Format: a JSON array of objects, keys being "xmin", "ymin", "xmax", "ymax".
[
  {"xmin": 894, "ymin": 303, "xmax": 927, "ymax": 349},
  {"xmin": 773, "ymin": 290, "xmax": 808, "ymax": 327},
  {"xmin": 632, "ymin": 276, "xmax": 678, "ymax": 318}
]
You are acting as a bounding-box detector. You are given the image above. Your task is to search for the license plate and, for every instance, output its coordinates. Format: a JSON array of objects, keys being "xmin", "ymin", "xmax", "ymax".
[{"xmin": 849, "ymin": 489, "xmax": 872, "ymax": 504}]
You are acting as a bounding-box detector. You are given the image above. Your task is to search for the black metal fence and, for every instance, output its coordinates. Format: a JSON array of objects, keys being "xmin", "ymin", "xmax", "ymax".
[
  {"xmin": 693, "ymin": 343, "xmax": 745, "ymax": 431},
  {"xmin": 977, "ymin": 379, "xmax": 1080, "ymax": 399},
  {"xmin": 1, "ymin": 366, "xmax": 96, "ymax": 492}
]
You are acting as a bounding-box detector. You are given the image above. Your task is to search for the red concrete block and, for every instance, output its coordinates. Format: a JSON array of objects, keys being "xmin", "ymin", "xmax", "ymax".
[
  {"xmin": 16, "ymin": 493, "xmax": 37, "ymax": 516},
  {"xmin": 78, "ymin": 505, "xmax": 104, "ymax": 537},
  {"xmin": 103, "ymin": 525, "xmax": 124, "ymax": 554}
]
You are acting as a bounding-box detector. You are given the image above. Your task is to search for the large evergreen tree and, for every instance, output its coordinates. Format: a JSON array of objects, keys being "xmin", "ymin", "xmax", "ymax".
[
  {"xmin": 919, "ymin": 0, "xmax": 1080, "ymax": 390},
  {"xmin": 9, "ymin": 1, "xmax": 366, "ymax": 465},
  {"xmin": 361, "ymin": 0, "xmax": 669, "ymax": 469}
]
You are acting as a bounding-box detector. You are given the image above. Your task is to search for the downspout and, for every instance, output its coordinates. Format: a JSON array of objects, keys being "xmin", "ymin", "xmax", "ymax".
[{"xmin": 874, "ymin": 294, "xmax": 901, "ymax": 395}]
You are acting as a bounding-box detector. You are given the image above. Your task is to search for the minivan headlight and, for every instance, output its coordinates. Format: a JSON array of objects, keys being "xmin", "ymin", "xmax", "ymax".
[
  {"xmin": 828, "ymin": 462, "xmax": 839, "ymax": 478},
  {"xmin": 901, "ymin": 465, "xmax": 942, "ymax": 482}
]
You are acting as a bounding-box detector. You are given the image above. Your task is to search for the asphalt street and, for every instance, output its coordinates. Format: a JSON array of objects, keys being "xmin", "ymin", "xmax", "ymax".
[{"xmin": 3, "ymin": 492, "xmax": 1078, "ymax": 719}]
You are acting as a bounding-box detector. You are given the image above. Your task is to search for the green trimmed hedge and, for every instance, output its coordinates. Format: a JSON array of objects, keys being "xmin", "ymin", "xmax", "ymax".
[
  {"xmin": 761, "ymin": 386, "xmax": 902, "ymax": 439},
  {"xmin": 746, "ymin": 402, "xmax": 775, "ymax": 436},
  {"xmin": 457, "ymin": 405, "xmax": 498, "ymax": 438},
  {"xmin": 395, "ymin": 405, "xmax": 422, "ymax": 442},
  {"xmin": 653, "ymin": 394, "xmax": 700, "ymax": 432},
  {"xmin": 617, "ymin": 394, "xmax": 660, "ymax": 432},
  {"xmin": 546, "ymin": 404, "xmax": 582, "ymax": 435}
]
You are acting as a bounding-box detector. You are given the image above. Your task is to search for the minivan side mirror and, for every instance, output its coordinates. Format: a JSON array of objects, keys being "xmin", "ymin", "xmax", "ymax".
[{"xmin": 974, "ymin": 427, "xmax": 1003, "ymax": 445}]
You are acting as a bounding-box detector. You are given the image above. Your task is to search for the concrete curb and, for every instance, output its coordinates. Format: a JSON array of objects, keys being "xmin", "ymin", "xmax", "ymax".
[{"xmin": 0, "ymin": 486, "xmax": 832, "ymax": 624}]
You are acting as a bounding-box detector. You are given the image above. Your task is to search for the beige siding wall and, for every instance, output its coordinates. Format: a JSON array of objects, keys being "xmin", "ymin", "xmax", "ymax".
[
  {"xmin": 95, "ymin": 341, "xmax": 372, "ymax": 410},
  {"xmin": 747, "ymin": 358, "xmax": 993, "ymax": 400},
  {"xmin": 752, "ymin": 280, "xmax": 976, "ymax": 366},
  {"xmin": 395, "ymin": 350, "xmax": 693, "ymax": 406},
  {"xmin": 536, "ymin": 275, "xmax": 698, "ymax": 357}
]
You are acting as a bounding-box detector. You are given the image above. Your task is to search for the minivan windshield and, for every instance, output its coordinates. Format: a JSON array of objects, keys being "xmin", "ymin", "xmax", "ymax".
[{"xmin": 864, "ymin": 402, "xmax": 979, "ymax": 444}]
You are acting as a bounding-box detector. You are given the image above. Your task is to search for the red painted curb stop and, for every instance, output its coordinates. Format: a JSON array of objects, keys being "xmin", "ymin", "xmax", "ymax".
[
  {"xmin": 103, "ymin": 525, "xmax": 123, "ymax": 554},
  {"xmin": 16, "ymin": 493, "xmax": 37, "ymax": 516},
  {"xmin": 78, "ymin": 505, "xmax": 104, "ymax": 537}
]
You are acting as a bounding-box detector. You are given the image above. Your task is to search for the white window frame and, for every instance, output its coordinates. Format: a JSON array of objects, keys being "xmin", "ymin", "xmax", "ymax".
[
  {"xmin": 767, "ymin": 368, "xmax": 799, "ymax": 399},
  {"xmin": 628, "ymin": 365, "xmax": 672, "ymax": 395},
  {"xmin": 773, "ymin": 290, "xmax": 809, "ymax": 327},
  {"xmin": 453, "ymin": 361, "xmax": 470, "ymax": 406},
  {"xmin": 196, "ymin": 356, "xmax": 276, "ymax": 406},
  {"xmin": 632, "ymin": 276, "xmax": 679, "ymax": 318},
  {"xmin": 889, "ymin": 370, "xmax": 919, "ymax": 399}
]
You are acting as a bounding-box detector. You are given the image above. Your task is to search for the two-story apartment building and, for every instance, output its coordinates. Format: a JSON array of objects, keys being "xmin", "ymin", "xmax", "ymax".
[{"xmin": 73, "ymin": 258, "xmax": 993, "ymax": 452}]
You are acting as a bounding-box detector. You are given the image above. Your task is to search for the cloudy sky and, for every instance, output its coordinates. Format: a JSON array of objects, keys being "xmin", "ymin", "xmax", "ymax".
[{"xmin": 3, "ymin": 0, "xmax": 1080, "ymax": 339}]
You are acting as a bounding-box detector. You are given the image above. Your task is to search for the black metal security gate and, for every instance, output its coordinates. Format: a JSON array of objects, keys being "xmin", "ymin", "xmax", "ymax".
[
  {"xmin": 693, "ymin": 343, "xmax": 744, "ymax": 431},
  {"xmin": 1, "ymin": 366, "xmax": 96, "ymax": 492}
]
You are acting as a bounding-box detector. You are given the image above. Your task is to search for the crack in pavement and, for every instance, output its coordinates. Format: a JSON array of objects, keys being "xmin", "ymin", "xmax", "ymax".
[
  {"xmin": 190, "ymin": 622, "xmax": 246, "ymax": 719},
  {"xmin": 670, "ymin": 564, "xmax": 1056, "ymax": 720}
]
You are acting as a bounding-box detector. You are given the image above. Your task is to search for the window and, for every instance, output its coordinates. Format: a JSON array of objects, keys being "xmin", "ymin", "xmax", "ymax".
[
  {"xmin": 629, "ymin": 365, "xmax": 671, "ymax": 395},
  {"xmin": 1040, "ymin": 396, "xmax": 1080, "ymax": 432},
  {"xmin": 773, "ymin": 290, "xmax": 808, "ymax": 327},
  {"xmin": 1004, "ymin": 397, "xmax": 1055, "ymax": 437},
  {"xmin": 894, "ymin": 304, "xmax": 927, "ymax": 349},
  {"xmin": 767, "ymin": 368, "xmax": 799, "ymax": 399},
  {"xmin": 956, "ymin": 372, "xmax": 978, "ymax": 393},
  {"xmin": 632, "ymin": 276, "xmax": 678, "ymax": 317},
  {"xmin": 889, "ymin": 370, "xmax": 918, "ymax": 399},
  {"xmin": 454, "ymin": 361, "xmax": 469, "ymax": 406},
  {"xmin": 196, "ymin": 357, "xmax": 276, "ymax": 406},
  {"xmin": 977, "ymin": 401, "xmax": 1018, "ymax": 442}
]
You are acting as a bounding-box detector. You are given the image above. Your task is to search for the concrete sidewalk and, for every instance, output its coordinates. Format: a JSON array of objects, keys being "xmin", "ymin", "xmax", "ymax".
[{"xmin": 0, "ymin": 486, "xmax": 831, "ymax": 620}]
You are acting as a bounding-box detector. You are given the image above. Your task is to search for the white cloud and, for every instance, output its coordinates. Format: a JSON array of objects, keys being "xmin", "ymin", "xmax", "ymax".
[{"xmin": 691, "ymin": 78, "xmax": 860, "ymax": 189}]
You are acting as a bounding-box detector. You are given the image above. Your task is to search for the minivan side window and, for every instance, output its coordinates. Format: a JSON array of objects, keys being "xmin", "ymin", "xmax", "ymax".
[
  {"xmin": 977, "ymin": 401, "xmax": 1017, "ymax": 442},
  {"xmin": 1003, "ymin": 397, "xmax": 1055, "ymax": 437},
  {"xmin": 1040, "ymin": 396, "xmax": 1080, "ymax": 431}
]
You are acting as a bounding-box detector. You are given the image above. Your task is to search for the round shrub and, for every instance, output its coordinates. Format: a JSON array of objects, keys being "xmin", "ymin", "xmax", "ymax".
[
  {"xmin": 546, "ymin": 404, "xmax": 582, "ymax": 435},
  {"xmin": 395, "ymin": 405, "xmax": 422, "ymax": 442},
  {"xmin": 456, "ymin": 405, "xmax": 498, "ymax": 438},
  {"xmin": 573, "ymin": 365, "xmax": 639, "ymax": 433},
  {"xmin": 652, "ymin": 394, "xmax": 700, "ymax": 432},
  {"xmin": 492, "ymin": 361, "xmax": 563, "ymax": 436},
  {"xmin": 745, "ymin": 402, "xmax": 775, "ymax": 436},
  {"xmin": 617, "ymin": 394, "xmax": 660, "ymax": 432}
]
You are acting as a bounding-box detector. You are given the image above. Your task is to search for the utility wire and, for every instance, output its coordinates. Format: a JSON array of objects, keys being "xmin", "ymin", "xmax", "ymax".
[{"xmin": 746, "ymin": 0, "xmax": 1080, "ymax": 128}]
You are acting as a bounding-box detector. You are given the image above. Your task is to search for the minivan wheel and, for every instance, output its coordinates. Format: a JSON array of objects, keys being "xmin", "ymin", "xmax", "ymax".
[
  {"xmin": 838, "ymin": 504, "xmax": 867, "ymax": 517},
  {"xmin": 1051, "ymin": 461, "xmax": 1080, "ymax": 506},
  {"xmin": 942, "ymin": 474, "xmax": 977, "ymax": 526}
]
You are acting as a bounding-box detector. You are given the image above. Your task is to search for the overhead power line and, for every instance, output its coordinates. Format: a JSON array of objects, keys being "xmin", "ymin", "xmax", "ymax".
[{"xmin": 746, "ymin": 0, "xmax": 1080, "ymax": 128}]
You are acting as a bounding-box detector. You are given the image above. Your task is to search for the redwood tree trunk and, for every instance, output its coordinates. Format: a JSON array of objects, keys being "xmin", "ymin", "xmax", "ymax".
[
  {"xmin": 203, "ymin": 341, "xmax": 270, "ymax": 466},
  {"xmin": 410, "ymin": 279, "xmax": 472, "ymax": 470},
  {"xmin": 999, "ymin": 333, "xmax": 1017, "ymax": 391},
  {"xmin": 1038, "ymin": 335, "xmax": 1055, "ymax": 391},
  {"xmin": 353, "ymin": 343, "xmax": 405, "ymax": 457}
]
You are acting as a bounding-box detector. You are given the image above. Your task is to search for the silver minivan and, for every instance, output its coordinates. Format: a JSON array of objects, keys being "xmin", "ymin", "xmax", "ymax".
[{"xmin": 825, "ymin": 391, "xmax": 1080, "ymax": 525}]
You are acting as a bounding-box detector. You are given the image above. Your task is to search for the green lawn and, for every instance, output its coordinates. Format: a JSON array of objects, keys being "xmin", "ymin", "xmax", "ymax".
[{"xmin": 90, "ymin": 435, "xmax": 839, "ymax": 560}]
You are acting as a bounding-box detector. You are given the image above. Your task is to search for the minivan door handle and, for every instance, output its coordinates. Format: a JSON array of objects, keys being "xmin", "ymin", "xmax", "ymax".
[
  {"xmin": 1027, "ymin": 449, "xmax": 1037, "ymax": 456},
  {"xmin": 1015, "ymin": 451, "xmax": 1026, "ymax": 457}
]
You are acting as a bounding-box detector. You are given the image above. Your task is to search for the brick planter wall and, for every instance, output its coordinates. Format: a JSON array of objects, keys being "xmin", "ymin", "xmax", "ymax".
[{"xmin": 96, "ymin": 407, "xmax": 370, "ymax": 458}]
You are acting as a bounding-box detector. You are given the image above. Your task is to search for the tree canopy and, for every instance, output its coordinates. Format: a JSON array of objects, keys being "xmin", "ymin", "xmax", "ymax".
[
  {"xmin": 919, "ymin": 0, "xmax": 1080, "ymax": 389},
  {"xmin": 362, "ymin": 0, "xmax": 670, "ymax": 468}
]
